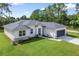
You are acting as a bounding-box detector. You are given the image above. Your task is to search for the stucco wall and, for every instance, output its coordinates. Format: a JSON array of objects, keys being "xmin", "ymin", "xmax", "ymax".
[
  {"xmin": 4, "ymin": 29, "xmax": 15, "ymax": 41},
  {"xmin": 43, "ymin": 28, "xmax": 56, "ymax": 38},
  {"xmin": 4, "ymin": 24, "xmax": 66, "ymax": 41},
  {"xmin": 43, "ymin": 28, "xmax": 66, "ymax": 38},
  {"xmin": 36, "ymin": 25, "xmax": 43, "ymax": 35},
  {"xmin": 7, "ymin": 25, "xmax": 43, "ymax": 41}
]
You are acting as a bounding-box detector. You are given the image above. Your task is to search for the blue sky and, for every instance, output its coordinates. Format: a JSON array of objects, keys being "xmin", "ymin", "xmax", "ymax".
[{"xmin": 10, "ymin": 3, "xmax": 76, "ymax": 18}]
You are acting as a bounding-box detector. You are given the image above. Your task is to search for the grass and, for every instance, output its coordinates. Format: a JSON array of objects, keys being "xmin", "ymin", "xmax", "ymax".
[
  {"xmin": 67, "ymin": 32, "xmax": 79, "ymax": 39},
  {"xmin": 67, "ymin": 26, "xmax": 79, "ymax": 31},
  {"xmin": 1, "ymin": 31, "xmax": 79, "ymax": 56}
]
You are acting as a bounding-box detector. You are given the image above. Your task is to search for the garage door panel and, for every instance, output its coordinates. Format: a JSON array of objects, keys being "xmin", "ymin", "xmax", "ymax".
[{"xmin": 57, "ymin": 30, "xmax": 65, "ymax": 37}]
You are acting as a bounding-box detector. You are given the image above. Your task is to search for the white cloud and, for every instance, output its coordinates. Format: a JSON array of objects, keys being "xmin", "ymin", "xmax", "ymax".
[
  {"xmin": 26, "ymin": 11, "xmax": 29, "ymax": 14},
  {"xmin": 25, "ymin": 11, "xmax": 30, "ymax": 17},
  {"xmin": 66, "ymin": 3, "xmax": 76, "ymax": 9},
  {"xmin": 40, "ymin": 8, "xmax": 45, "ymax": 10}
]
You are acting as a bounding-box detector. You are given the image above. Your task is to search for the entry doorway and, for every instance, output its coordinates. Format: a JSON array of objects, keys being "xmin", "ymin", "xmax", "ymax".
[{"xmin": 38, "ymin": 28, "xmax": 41, "ymax": 35}]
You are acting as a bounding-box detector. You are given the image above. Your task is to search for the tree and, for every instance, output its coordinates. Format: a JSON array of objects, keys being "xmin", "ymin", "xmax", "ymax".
[
  {"xmin": 42, "ymin": 6, "xmax": 55, "ymax": 22},
  {"xmin": 42, "ymin": 3, "xmax": 67, "ymax": 23},
  {"xmin": 76, "ymin": 4, "xmax": 79, "ymax": 27},
  {"xmin": 0, "ymin": 16, "xmax": 6, "ymax": 27},
  {"xmin": 30, "ymin": 9, "xmax": 40, "ymax": 21},
  {"xmin": 0, "ymin": 3, "xmax": 11, "ymax": 28},
  {"xmin": 16, "ymin": 17, "xmax": 20, "ymax": 21},
  {"xmin": 20, "ymin": 15, "xmax": 27, "ymax": 20},
  {"xmin": 30, "ymin": 3, "xmax": 79, "ymax": 28},
  {"xmin": 0, "ymin": 3, "xmax": 11, "ymax": 17},
  {"xmin": 50, "ymin": 3, "xmax": 67, "ymax": 23},
  {"xmin": 30, "ymin": 3, "xmax": 68, "ymax": 24},
  {"xmin": 67, "ymin": 14, "xmax": 77, "ymax": 27},
  {"xmin": 76, "ymin": 3, "xmax": 79, "ymax": 14}
]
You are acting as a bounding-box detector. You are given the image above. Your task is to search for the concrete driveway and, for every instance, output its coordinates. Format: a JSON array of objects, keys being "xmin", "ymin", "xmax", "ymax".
[{"xmin": 58, "ymin": 36, "xmax": 79, "ymax": 45}]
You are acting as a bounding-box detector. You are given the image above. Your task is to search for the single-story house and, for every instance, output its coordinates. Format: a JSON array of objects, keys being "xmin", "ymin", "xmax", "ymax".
[{"xmin": 4, "ymin": 20, "xmax": 66, "ymax": 42}]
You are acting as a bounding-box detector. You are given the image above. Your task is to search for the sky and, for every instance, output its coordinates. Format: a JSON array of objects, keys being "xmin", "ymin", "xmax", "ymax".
[{"xmin": 9, "ymin": 3, "xmax": 76, "ymax": 18}]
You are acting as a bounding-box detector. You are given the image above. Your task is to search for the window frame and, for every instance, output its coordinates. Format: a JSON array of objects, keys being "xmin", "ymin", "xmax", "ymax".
[{"xmin": 19, "ymin": 30, "xmax": 26, "ymax": 36}]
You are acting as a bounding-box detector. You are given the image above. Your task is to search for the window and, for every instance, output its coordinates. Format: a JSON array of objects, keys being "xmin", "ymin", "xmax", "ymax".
[
  {"xmin": 23, "ymin": 30, "xmax": 25, "ymax": 36},
  {"xmin": 30, "ymin": 29, "xmax": 33, "ymax": 34},
  {"xmin": 19, "ymin": 31, "xmax": 22, "ymax": 36},
  {"xmin": 19, "ymin": 30, "xmax": 26, "ymax": 36}
]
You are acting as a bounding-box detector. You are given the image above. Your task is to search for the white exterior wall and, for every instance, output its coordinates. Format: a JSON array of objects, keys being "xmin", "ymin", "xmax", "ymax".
[
  {"xmin": 4, "ymin": 29, "xmax": 15, "ymax": 41},
  {"xmin": 4, "ymin": 24, "xmax": 66, "ymax": 41},
  {"xmin": 27, "ymin": 25, "xmax": 43, "ymax": 36},
  {"xmin": 15, "ymin": 28, "xmax": 31, "ymax": 38},
  {"xmin": 44, "ymin": 27, "xmax": 66, "ymax": 38},
  {"xmin": 13, "ymin": 26, "xmax": 36, "ymax": 40},
  {"xmin": 44, "ymin": 28, "xmax": 56, "ymax": 38},
  {"xmin": 5, "ymin": 25, "xmax": 43, "ymax": 41}
]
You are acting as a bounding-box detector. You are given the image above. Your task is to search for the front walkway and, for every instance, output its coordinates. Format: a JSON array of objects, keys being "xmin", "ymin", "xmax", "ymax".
[{"xmin": 58, "ymin": 36, "xmax": 79, "ymax": 45}]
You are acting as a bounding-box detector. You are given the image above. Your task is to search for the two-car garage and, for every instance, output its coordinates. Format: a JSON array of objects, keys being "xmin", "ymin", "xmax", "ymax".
[
  {"xmin": 57, "ymin": 29, "xmax": 65, "ymax": 37},
  {"xmin": 41, "ymin": 22, "xmax": 66, "ymax": 38},
  {"xmin": 43, "ymin": 27, "xmax": 66, "ymax": 38}
]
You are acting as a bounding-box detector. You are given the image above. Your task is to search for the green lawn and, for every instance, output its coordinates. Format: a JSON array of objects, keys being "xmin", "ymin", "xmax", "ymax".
[
  {"xmin": 67, "ymin": 32, "xmax": 79, "ymax": 39},
  {"xmin": 67, "ymin": 27, "xmax": 79, "ymax": 31},
  {"xmin": 1, "ymin": 31, "xmax": 79, "ymax": 56}
]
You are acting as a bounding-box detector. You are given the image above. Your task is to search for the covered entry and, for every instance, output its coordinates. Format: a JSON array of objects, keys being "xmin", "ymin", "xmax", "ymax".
[{"xmin": 57, "ymin": 29, "xmax": 65, "ymax": 37}]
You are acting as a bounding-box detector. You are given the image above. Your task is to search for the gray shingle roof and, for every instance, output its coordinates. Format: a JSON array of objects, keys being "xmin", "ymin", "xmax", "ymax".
[
  {"xmin": 4, "ymin": 20, "xmax": 21, "ymax": 30},
  {"xmin": 41, "ymin": 22, "xmax": 66, "ymax": 29},
  {"xmin": 4, "ymin": 20, "xmax": 42, "ymax": 30},
  {"xmin": 4, "ymin": 20, "xmax": 66, "ymax": 30}
]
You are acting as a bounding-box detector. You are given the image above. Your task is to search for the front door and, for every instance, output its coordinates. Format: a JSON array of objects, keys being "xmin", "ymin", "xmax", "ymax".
[{"xmin": 38, "ymin": 28, "xmax": 41, "ymax": 35}]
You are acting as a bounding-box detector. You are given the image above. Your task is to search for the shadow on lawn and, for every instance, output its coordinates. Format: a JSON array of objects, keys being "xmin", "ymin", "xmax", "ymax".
[
  {"xmin": 67, "ymin": 33, "xmax": 78, "ymax": 38},
  {"xmin": 0, "ymin": 29, "xmax": 4, "ymax": 33},
  {"xmin": 19, "ymin": 37, "xmax": 44, "ymax": 45}
]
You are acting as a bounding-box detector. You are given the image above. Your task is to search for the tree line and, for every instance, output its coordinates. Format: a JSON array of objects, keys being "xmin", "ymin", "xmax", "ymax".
[
  {"xmin": 30, "ymin": 3, "xmax": 79, "ymax": 28},
  {"xmin": 0, "ymin": 3, "xmax": 79, "ymax": 29}
]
